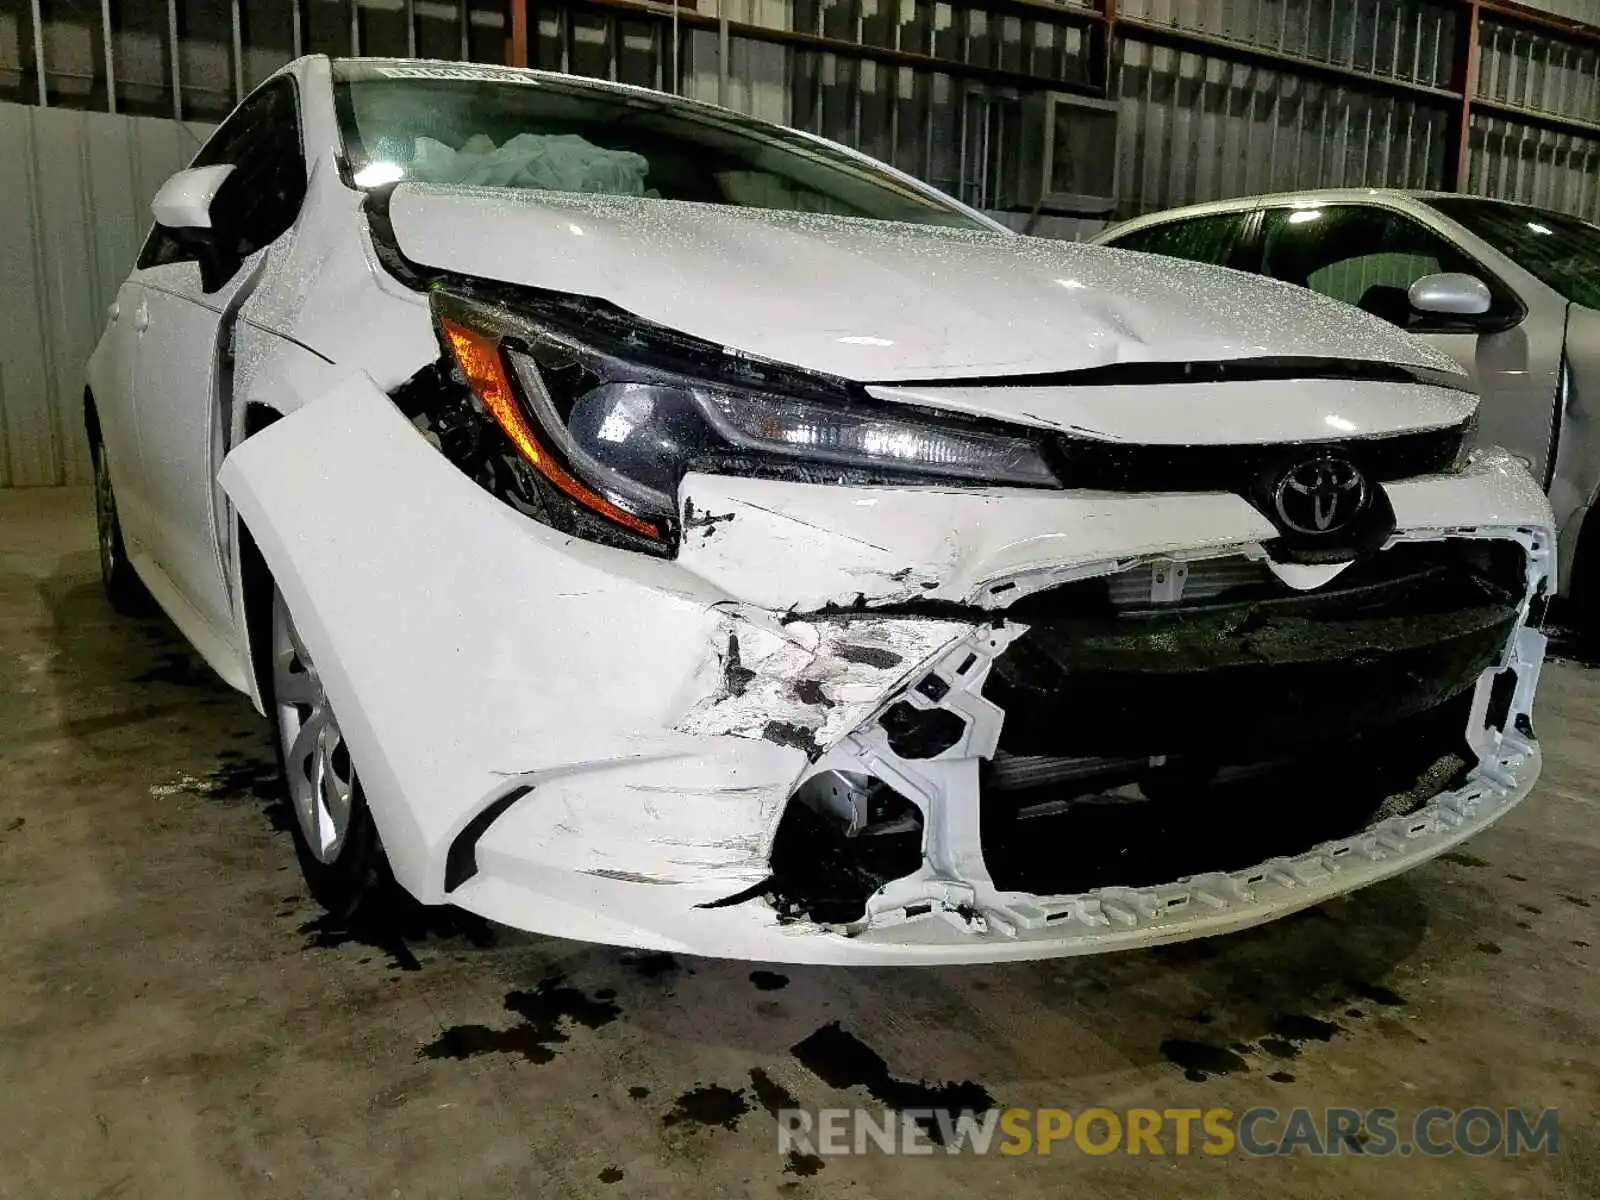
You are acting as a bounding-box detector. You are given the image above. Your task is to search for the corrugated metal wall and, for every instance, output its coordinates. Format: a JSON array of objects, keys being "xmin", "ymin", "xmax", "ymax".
[
  {"xmin": 1118, "ymin": 0, "xmax": 1459, "ymax": 84},
  {"xmin": 2, "ymin": 0, "xmax": 1600, "ymax": 485},
  {"xmin": 1110, "ymin": 0, "xmax": 1459, "ymax": 215},
  {"xmin": 0, "ymin": 103, "xmax": 211, "ymax": 486},
  {"xmin": 1113, "ymin": 36, "xmax": 1453, "ymax": 214},
  {"xmin": 515, "ymin": 0, "xmax": 1600, "ymax": 225},
  {"xmin": 1471, "ymin": 11, "xmax": 1600, "ymax": 217}
]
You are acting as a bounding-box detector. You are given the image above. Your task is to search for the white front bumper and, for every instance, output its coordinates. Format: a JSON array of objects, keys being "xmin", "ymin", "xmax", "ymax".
[
  {"xmin": 220, "ymin": 374, "xmax": 1556, "ymax": 964},
  {"xmin": 452, "ymin": 733, "xmax": 1541, "ymax": 964}
]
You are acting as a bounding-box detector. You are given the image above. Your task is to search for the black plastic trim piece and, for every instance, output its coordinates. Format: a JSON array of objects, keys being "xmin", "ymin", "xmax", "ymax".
[
  {"xmin": 444, "ymin": 785, "xmax": 532, "ymax": 893},
  {"xmin": 873, "ymin": 355, "xmax": 1472, "ymax": 392},
  {"xmin": 1053, "ymin": 426, "xmax": 1467, "ymax": 500},
  {"xmin": 1485, "ymin": 668, "xmax": 1519, "ymax": 734}
]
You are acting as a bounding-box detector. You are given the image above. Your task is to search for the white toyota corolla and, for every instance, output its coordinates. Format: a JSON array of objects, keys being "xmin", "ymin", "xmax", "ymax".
[{"xmin": 86, "ymin": 55, "xmax": 1553, "ymax": 964}]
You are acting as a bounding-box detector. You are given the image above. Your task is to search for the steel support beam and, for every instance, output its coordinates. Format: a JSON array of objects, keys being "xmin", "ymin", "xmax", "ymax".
[
  {"xmin": 29, "ymin": 0, "xmax": 46, "ymax": 107},
  {"xmin": 1094, "ymin": 0, "xmax": 1116, "ymax": 93},
  {"xmin": 168, "ymin": 0, "xmax": 182, "ymax": 119},
  {"xmin": 508, "ymin": 0, "xmax": 530, "ymax": 65},
  {"xmin": 1448, "ymin": 1, "xmax": 1483, "ymax": 192},
  {"xmin": 717, "ymin": 7, "xmax": 729, "ymax": 108},
  {"xmin": 101, "ymin": 0, "xmax": 116, "ymax": 112},
  {"xmin": 1475, "ymin": 94, "xmax": 1600, "ymax": 140},
  {"xmin": 231, "ymin": 0, "xmax": 244, "ymax": 103}
]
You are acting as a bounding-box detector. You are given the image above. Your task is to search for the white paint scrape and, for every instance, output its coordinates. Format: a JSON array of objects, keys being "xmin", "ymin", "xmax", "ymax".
[{"xmin": 674, "ymin": 607, "xmax": 970, "ymax": 752}]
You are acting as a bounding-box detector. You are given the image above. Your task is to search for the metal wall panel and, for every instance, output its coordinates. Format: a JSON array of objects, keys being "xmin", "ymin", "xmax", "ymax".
[
  {"xmin": 1119, "ymin": 0, "xmax": 1459, "ymax": 88},
  {"xmin": 1479, "ymin": 14, "xmax": 1600, "ymax": 122},
  {"xmin": 1467, "ymin": 112, "xmax": 1600, "ymax": 219},
  {"xmin": 1114, "ymin": 36, "xmax": 1450, "ymax": 215},
  {"xmin": 0, "ymin": 100, "xmax": 209, "ymax": 486}
]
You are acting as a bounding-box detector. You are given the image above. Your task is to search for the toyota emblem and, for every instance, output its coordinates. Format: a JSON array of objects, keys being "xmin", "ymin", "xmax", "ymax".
[{"xmin": 1272, "ymin": 457, "xmax": 1370, "ymax": 535}]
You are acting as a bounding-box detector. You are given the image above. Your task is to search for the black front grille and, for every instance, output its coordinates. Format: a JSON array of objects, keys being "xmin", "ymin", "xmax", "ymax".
[
  {"xmin": 987, "ymin": 540, "xmax": 1526, "ymax": 760},
  {"xmin": 1049, "ymin": 424, "xmax": 1468, "ymax": 494}
]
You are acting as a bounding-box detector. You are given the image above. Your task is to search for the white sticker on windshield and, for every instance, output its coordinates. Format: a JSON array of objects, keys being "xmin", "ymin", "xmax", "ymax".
[{"xmin": 376, "ymin": 65, "xmax": 539, "ymax": 84}]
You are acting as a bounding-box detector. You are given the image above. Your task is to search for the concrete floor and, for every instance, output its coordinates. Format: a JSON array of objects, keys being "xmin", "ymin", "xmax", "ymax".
[{"xmin": 1, "ymin": 486, "xmax": 1595, "ymax": 1200}]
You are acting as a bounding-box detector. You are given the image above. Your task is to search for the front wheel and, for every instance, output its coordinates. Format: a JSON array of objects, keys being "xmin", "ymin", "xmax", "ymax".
[{"xmin": 269, "ymin": 586, "xmax": 390, "ymax": 919}]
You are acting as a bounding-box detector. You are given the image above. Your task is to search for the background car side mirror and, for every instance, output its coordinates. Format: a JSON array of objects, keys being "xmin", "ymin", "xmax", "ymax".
[
  {"xmin": 150, "ymin": 164, "xmax": 240, "ymax": 292},
  {"xmin": 1409, "ymin": 272, "xmax": 1493, "ymax": 317}
]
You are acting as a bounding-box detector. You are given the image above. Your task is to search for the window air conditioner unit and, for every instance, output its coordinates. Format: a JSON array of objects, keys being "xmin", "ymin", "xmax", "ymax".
[{"xmin": 1015, "ymin": 91, "xmax": 1120, "ymax": 217}]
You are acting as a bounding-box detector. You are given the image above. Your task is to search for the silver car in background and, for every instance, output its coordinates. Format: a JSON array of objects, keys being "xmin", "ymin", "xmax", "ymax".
[{"xmin": 1093, "ymin": 191, "xmax": 1600, "ymax": 609}]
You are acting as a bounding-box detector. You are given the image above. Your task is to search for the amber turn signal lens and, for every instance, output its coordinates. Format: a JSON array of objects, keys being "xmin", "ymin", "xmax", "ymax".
[{"xmin": 440, "ymin": 319, "xmax": 661, "ymax": 539}]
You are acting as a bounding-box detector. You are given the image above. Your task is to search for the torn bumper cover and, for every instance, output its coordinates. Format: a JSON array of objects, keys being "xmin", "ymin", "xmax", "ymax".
[{"xmin": 222, "ymin": 376, "xmax": 1553, "ymax": 964}]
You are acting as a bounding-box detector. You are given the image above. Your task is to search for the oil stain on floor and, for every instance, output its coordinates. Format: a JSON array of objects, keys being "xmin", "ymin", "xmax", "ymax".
[
  {"xmin": 790, "ymin": 1022, "xmax": 994, "ymax": 1143},
  {"xmin": 419, "ymin": 979, "xmax": 621, "ymax": 1064}
]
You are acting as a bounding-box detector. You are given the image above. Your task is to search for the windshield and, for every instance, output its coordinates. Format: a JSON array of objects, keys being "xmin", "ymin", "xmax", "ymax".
[
  {"xmin": 1424, "ymin": 196, "xmax": 1600, "ymax": 309},
  {"xmin": 331, "ymin": 60, "xmax": 985, "ymax": 230}
]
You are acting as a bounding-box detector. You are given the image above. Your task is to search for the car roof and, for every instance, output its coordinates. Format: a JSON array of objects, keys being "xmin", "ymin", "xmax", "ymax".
[{"xmin": 1099, "ymin": 188, "xmax": 1559, "ymax": 236}]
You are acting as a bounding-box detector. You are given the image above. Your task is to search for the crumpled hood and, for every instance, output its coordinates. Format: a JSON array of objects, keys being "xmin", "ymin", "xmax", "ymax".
[{"xmin": 388, "ymin": 184, "xmax": 1465, "ymax": 384}]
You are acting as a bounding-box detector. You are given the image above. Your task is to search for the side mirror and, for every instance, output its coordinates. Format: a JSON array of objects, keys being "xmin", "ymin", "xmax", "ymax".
[
  {"xmin": 149, "ymin": 164, "xmax": 240, "ymax": 291},
  {"xmin": 151, "ymin": 164, "xmax": 236, "ymax": 231},
  {"xmin": 1409, "ymin": 272, "xmax": 1492, "ymax": 317}
]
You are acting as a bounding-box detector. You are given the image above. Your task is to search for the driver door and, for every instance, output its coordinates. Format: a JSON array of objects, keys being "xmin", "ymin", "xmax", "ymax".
[{"xmin": 130, "ymin": 77, "xmax": 308, "ymax": 648}]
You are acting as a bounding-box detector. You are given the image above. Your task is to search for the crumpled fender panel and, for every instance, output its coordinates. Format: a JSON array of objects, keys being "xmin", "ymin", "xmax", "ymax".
[{"xmin": 219, "ymin": 374, "xmax": 768, "ymax": 900}]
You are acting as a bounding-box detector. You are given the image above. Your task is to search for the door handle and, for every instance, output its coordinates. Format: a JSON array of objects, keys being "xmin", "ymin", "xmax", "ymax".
[{"xmin": 133, "ymin": 299, "xmax": 150, "ymax": 334}]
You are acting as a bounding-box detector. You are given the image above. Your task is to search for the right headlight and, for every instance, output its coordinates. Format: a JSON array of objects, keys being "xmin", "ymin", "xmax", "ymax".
[{"xmin": 430, "ymin": 289, "xmax": 1060, "ymax": 551}]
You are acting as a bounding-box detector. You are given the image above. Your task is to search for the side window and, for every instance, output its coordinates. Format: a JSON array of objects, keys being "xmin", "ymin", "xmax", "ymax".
[
  {"xmin": 136, "ymin": 78, "xmax": 307, "ymax": 275},
  {"xmin": 1105, "ymin": 213, "xmax": 1248, "ymax": 268},
  {"xmin": 1258, "ymin": 205, "xmax": 1515, "ymax": 332}
]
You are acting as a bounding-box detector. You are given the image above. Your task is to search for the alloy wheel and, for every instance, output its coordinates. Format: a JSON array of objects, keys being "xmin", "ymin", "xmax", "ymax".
[{"xmin": 272, "ymin": 592, "xmax": 356, "ymax": 863}]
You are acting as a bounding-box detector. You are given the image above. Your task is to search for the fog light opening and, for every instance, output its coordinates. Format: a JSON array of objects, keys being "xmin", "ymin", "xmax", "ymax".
[{"xmin": 768, "ymin": 774, "xmax": 926, "ymax": 927}]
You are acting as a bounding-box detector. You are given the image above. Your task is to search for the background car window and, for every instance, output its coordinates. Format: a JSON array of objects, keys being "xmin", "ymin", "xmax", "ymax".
[
  {"xmin": 1258, "ymin": 205, "xmax": 1515, "ymax": 331},
  {"xmin": 137, "ymin": 77, "xmax": 307, "ymax": 274},
  {"xmin": 1423, "ymin": 196, "xmax": 1600, "ymax": 309},
  {"xmin": 1105, "ymin": 213, "xmax": 1247, "ymax": 266}
]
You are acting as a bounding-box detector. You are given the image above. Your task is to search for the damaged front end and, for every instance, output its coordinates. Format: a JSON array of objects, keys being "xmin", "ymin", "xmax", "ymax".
[
  {"xmin": 750, "ymin": 533, "xmax": 1547, "ymax": 954},
  {"xmin": 221, "ymin": 337, "xmax": 1552, "ymax": 963}
]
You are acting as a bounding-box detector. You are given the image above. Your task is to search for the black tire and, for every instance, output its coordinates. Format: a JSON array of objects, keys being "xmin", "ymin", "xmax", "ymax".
[
  {"xmin": 91, "ymin": 438, "xmax": 151, "ymax": 615},
  {"xmin": 265, "ymin": 583, "xmax": 391, "ymax": 920},
  {"xmin": 1559, "ymin": 525, "xmax": 1600, "ymax": 641}
]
